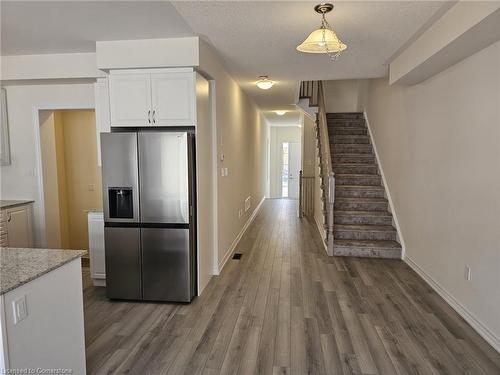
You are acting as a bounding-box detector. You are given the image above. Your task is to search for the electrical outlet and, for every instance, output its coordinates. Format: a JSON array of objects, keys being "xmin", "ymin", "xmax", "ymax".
[
  {"xmin": 13, "ymin": 295, "xmax": 28, "ymax": 324},
  {"xmin": 221, "ymin": 167, "xmax": 225, "ymax": 177},
  {"xmin": 224, "ymin": 167, "xmax": 229, "ymax": 176},
  {"xmin": 88, "ymin": 183, "xmax": 95, "ymax": 191},
  {"xmin": 464, "ymin": 266, "xmax": 471, "ymax": 281}
]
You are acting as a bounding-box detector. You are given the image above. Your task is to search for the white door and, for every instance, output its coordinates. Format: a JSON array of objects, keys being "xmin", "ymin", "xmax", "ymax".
[
  {"xmin": 151, "ymin": 72, "xmax": 196, "ymax": 126},
  {"xmin": 288, "ymin": 142, "xmax": 301, "ymax": 199},
  {"xmin": 109, "ymin": 73, "xmax": 152, "ymax": 127},
  {"xmin": 6, "ymin": 206, "xmax": 33, "ymax": 248}
]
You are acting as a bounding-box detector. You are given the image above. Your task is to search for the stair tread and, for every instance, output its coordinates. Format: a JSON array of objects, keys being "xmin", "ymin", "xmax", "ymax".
[
  {"xmin": 335, "ymin": 210, "xmax": 391, "ymax": 216},
  {"xmin": 334, "ymin": 163, "xmax": 377, "ymax": 167},
  {"xmin": 335, "ymin": 173, "xmax": 380, "ymax": 177},
  {"xmin": 334, "ymin": 224, "xmax": 396, "ymax": 232},
  {"xmin": 336, "ymin": 185, "xmax": 384, "ymax": 190},
  {"xmin": 335, "ymin": 197, "xmax": 387, "ymax": 203},
  {"xmin": 334, "ymin": 239, "xmax": 401, "ymax": 249}
]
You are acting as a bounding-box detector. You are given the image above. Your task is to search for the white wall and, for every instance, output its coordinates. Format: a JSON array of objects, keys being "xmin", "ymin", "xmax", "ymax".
[
  {"xmin": 322, "ymin": 79, "xmax": 367, "ymax": 113},
  {"xmin": 0, "ymin": 84, "xmax": 95, "ymax": 246},
  {"xmin": 269, "ymin": 126, "xmax": 301, "ymax": 198},
  {"xmin": 363, "ymin": 40, "xmax": 500, "ymax": 350},
  {"xmin": 199, "ymin": 41, "xmax": 267, "ymax": 272}
]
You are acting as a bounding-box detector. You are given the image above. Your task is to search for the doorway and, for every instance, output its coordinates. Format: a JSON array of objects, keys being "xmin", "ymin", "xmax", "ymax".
[
  {"xmin": 39, "ymin": 109, "xmax": 102, "ymax": 251},
  {"xmin": 269, "ymin": 126, "xmax": 301, "ymax": 199},
  {"xmin": 285, "ymin": 142, "xmax": 301, "ymax": 198}
]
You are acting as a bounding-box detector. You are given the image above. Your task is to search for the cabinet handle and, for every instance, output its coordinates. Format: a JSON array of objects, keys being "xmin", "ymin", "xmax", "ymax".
[
  {"xmin": 148, "ymin": 110, "xmax": 151, "ymax": 124},
  {"xmin": 7, "ymin": 213, "xmax": 11, "ymax": 222},
  {"xmin": 152, "ymin": 110, "xmax": 156, "ymax": 124}
]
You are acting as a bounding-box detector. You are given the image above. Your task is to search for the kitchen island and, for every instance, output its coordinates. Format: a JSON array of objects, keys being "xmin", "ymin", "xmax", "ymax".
[{"xmin": 0, "ymin": 247, "xmax": 87, "ymax": 374}]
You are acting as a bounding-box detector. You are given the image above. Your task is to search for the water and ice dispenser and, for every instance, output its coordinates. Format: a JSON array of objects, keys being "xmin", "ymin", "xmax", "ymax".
[{"xmin": 108, "ymin": 188, "xmax": 134, "ymax": 219}]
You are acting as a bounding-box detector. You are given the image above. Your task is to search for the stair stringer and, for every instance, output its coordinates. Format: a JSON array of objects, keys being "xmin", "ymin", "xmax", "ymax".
[{"xmin": 363, "ymin": 110, "xmax": 407, "ymax": 259}]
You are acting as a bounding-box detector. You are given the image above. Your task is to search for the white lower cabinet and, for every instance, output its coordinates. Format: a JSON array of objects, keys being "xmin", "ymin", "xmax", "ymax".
[{"xmin": 88, "ymin": 212, "xmax": 106, "ymax": 286}]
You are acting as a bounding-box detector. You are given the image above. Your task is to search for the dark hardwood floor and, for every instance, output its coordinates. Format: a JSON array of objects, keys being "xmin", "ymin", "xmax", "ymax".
[{"xmin": 83, "ymin": 199, "xmax": 500, "ymax": 374}]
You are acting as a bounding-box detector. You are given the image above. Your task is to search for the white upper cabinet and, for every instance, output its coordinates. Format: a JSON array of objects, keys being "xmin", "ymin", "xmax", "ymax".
[
  {"xmin": 109, "ymin": 73, "xmax": 152, "ymax": 127},
  {"xmin": 108, "ymin": 69, "xmax": 196, "ymax": 127},
  {"xmin": 151, "ymin": 72, "xmax": 196, "ymax": 126}
]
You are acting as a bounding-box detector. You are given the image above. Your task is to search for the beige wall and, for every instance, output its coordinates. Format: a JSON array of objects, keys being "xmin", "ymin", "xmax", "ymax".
[
  {"xmin": 301, "ymin": 114, "xmax": 316, "ymax": 178},
  {"xmin": 363, "ymin": 40, "xmax": 500, "ymax": 346},
  {"xmin": 40, "ymin": 112, "xmax": 62, "ymax": 248},
  {"xmin": 323, "ymin": 79, "xmax": 367, "ymax": 113},
  {"xmin": 269, "ymin": 126, "xmax": 301, "ymax": 198},
  {"xmin": 199, "ymin": 41, "xmax": 267, "ymax": 271},
  {"xmin": 60, "ymin": 110, "xmax": 102, "ymax": 250},
  {"xmin": 40, "ymin": 109, "xmax": 101, "ymax": 250}
]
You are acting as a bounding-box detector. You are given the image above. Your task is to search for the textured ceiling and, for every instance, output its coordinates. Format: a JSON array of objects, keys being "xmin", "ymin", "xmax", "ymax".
[
  {"xmin": 2, "ymin": 1, "xmax": 446, "ymax": 125},
  {"xmin": 173, "ymin": 0, "xmax": 446, "ymax": 119}
]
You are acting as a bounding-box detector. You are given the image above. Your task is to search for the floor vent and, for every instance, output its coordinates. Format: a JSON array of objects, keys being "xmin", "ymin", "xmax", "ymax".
[{"xmin": 232, "ymin": 253, "xmax": 243, "ymax": 260}]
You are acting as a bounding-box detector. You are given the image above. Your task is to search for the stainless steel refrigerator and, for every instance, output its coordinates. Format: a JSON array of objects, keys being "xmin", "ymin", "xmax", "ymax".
[{"xmin": 101, "ymin": 131, "xmax": 197, "ymax": 302}]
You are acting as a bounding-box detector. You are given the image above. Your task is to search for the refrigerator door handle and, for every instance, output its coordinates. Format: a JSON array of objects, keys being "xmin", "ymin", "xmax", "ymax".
[{"xmin": 148, "ymin": 110, "xmax": 151, "ymax": 124}]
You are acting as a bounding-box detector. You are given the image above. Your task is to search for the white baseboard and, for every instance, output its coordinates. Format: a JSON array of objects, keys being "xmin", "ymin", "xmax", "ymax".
[
  {"xmin": 215, "ymin": 197, "xmax": 266, "ymax": 275},
  {"xmin": 404, "ymin": 255, "xmax": 500, "ymax": 353},
  {"xmin": 363, "ymin": 110, "xmax": 406, "ymax": 259}
]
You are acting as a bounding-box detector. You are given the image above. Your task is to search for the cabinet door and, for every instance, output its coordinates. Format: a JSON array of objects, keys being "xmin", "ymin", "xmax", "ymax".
[
  {"xmin": 6, "ymin": 205, "xmax": 32, "ymax": 248},
  {"xmin": 109, "ymin": 73, "xmax": 152, "ymax": 127},
  {"xmin": 151, "ymin": 72, "xmax": 196, "ymax": 126},
  {"xmin": 94, "ymin": 78, "xmax": 110, "ymax": 165}
]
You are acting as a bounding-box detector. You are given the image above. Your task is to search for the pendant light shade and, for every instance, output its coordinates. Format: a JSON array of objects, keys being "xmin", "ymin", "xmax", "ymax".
[
  {"xmin": 297, "ymin": 3, "xmax": 347, "ymax": 60},
  {"xmin": 296, "ymin": 27, "xmax": 347, "ymax": 54}
]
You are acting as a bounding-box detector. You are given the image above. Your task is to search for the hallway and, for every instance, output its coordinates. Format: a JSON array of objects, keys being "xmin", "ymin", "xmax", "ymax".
[{"xmin": 83, "ymin": 199, "xmax": 500, "ymax": 374}]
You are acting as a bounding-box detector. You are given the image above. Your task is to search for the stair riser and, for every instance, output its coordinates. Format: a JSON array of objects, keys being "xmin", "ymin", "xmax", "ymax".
[
  {"xmin": 331, "ymin": 128, "xmax": 368, "ymax": 136},
  {"xmin": 335, "ymin": 201, "xmax": 388, "ymax": 211},
  {"xmin": 333, "ymin": 165, "xmax": 378, "ymax": 174},
  {"xmin": 332, "ymin": 137, "xmax": 370, "ymax": 144},
  {"xmin": 328, "ymin": 123, "xmax": 366, "ymax": 130},
  {"xmin": 333, "ymin": 155, "xmax": 376, "ymax": 164},
  {"xmin": 336, "ymin": 175, "xmax": 382, "ymax": 186},
  {"xmin": 334, "ymin": 230, "xmax": 397, "ymax": 241},
  {"xmin": 334, "ymin": 215, "xmax": 392, "ymax": 226},
  {"xmin": 333, "ymin": 246, "xmax": 401, "ymax": 259},
  {"xmin": 335, "ymin": 188, "xmax": 385, "ymax": 198},
  {"xmin": 333, "ymin": 145, "xmax": 373, "ymax": 154}
]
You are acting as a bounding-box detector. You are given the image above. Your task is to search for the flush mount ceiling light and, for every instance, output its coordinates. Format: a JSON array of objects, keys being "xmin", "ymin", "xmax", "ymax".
[
  {"xmin": 297, "ymin": 3, "xmax": 347, "ymax": 61},
  {"xmin": 275, "ymin": 110, "xmax": 286, "ymax": 116},
  {"xmin": 256, "ymin": 75, "xmax": 275, "ymax": 90}
]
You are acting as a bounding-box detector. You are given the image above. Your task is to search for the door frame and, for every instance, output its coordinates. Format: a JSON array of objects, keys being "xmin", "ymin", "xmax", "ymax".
[{"xmin": 33, "ymin": 103, "xmax": 94, "ymax": 248}]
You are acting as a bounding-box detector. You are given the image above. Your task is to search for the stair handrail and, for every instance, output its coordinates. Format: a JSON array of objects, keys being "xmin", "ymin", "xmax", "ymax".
[{"xmin": 299, "ymin": 80, "xmax": 334, "ymax": 254}]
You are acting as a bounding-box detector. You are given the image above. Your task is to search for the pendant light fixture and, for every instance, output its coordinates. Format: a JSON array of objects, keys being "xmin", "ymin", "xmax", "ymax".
[
  {"xmin": 297, "ymin": 3, "xmax": 347, "ymax": 60},
  {"xmin": 256, "ymin": 75, "xmax": 275, "ymax": 90}
]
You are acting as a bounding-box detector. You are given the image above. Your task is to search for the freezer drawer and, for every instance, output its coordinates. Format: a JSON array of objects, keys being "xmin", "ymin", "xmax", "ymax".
[
  {"xmin": 141, "ymin": 228, "xmax": 194, "ymax": 302},
  {"xmin": 138, "ymin": 132, "xmax": 189, "ymax": 224},
  {"xmin": 104, "ymin": 227, "xmax": 141, "ymax": 300}
]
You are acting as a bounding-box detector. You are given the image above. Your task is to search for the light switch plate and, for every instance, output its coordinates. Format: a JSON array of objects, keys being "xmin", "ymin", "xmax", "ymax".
[{"xmin": 13, "ymin": 295, "xmax": 28, "ymax": 324}]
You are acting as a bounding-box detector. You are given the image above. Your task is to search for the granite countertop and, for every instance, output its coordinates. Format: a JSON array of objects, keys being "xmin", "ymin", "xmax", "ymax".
[
  {"xmin": 0, "ymin": 200, "xmax": 34, "ymax": 210},
  {"xmin": 0, "ymin": 247, "xmax": 87, "ymax": 295}
]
